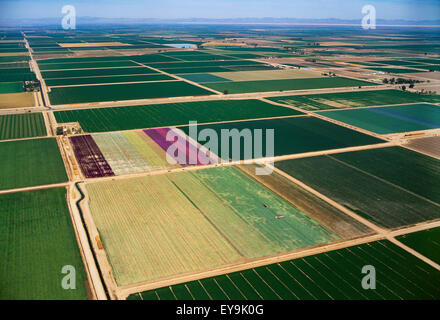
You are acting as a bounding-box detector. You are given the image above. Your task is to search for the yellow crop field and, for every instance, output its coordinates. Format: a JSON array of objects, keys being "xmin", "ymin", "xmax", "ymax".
[
  {"xmin": 212, "ymin": 69, "xmax": 323, "ymax": 81},
  {"xmin": 0, "ymin": 92, "xmax": 35, "ymax": 109},
  {"xmin": 86, "ymin": 174, "xmax": 243, "ymax": 286}
]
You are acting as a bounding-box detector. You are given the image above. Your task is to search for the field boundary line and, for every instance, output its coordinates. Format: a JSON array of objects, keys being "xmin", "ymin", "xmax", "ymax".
[
  {"xmin": 0, "ymin": 181, "xmax": 69, "ymax": 195},
  {"xmin": 130, "ymin": 60, "xmax": 223, "ymax": 95}
]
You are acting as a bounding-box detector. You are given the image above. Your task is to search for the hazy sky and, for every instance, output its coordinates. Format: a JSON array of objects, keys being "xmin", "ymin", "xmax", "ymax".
[{"xmin": 1, "ymin": 0, "xmax": 439, "ymax": 20}]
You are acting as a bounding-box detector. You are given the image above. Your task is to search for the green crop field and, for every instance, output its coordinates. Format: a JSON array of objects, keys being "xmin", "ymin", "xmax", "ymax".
[
  {"xmin": 128, "ymin": 240, "xmax": 440, "ymax": 300},
  {"xmin": 268, "ymin": 89, "xmax": 440, "ymax": 111},
  {"xmin": 0, "ymin": 188, "xmax": 88, "ymax": 300},
  {"xmin": 0, "ymin": 113, "xmax": 46, "ymax": 140},
  {"xmin": 0, "ymin": 138, "xmax": 68, "ymax": 190},
  {"xmin": 38, "ymin": 60, "xmax": 140, "ymax": 70},
  {"xmin": 275, "ymin": 148, "xmax": 440, "ymax": 229},
  {"xmin": 318, "ymin": 104, "xmax": 440, "ymax": 134},
  {"xmin": 41, "ymin": 67, "xmax": 158, "ymax": 79},
  {"xmin": 86, "ymin": 166, "xmax": 339, "ymax": 286},
  {"xmin": 180, "ymin": 117, "xmax": 383, "ymax": 160},
  {"xmin": 367, "ymin": 67, "xmax": 425, "ymax": 73},
  {"xmin": 48, "ymin": 81, "xmax": 213, "ymax": 104},
  {"xmin": 202, "ymin": 77, "xmax": 375, "ymax": 94},
  {"xmin": 397, "ymin": 227, "xmax": 440, "ymax": 264},
  {"xmin": 45, "ymin": 74, "xmax": 173, "ymax": 86},
  {"xmin": 0, "ymin": 82, "xmax": 23, "ymax": 94},
  {"xmin": 54, "ymin": 99, "xmax": 302, "ymax": 132}
]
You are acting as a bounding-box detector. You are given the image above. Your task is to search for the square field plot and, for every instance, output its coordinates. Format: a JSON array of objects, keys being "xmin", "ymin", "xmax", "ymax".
[
  {"xmin": 180, "ymin": 116, "xmax": 384, "ymax": 160},
  {"xmin": 0, "ymin": 113, "xmax": 46, "ymax": 140},
  {"xmin": 202, "ymin": 77, "xmax": 375, "ymax": 94},
  {"xmin": 275, "ymin": 147, "xmax": 440, "ymax": 229},
  {"xmin": 86, "ymin": 166, "xmax": 345, "ymax": 286},
  {"xmin": 129, "ymin": 240, "xmax": 440, "ymax": 300},
  {"xmin": 0, "ymin": 188, "xmax": 88, "ymax": 299},
  {"xmin": 48, "ymin": 81, "xmax": 214, "ymax": 105},
  {"xmin": 54, "ymin": 99, "xmax": 302, "ymax": 133},
  {"xmin": 0, "ymin": 138, "xmax": 67, "ymax": 190},
  {"xmin": 268, "ymin": 89, "xmax": 440, "ymax": 111},
  {"xmin": 318, "ymin": 104, "xmax": 440, "ymax": 134}
]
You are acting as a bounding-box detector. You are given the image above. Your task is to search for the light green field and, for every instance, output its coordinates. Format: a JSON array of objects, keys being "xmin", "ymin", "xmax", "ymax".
[{"xmin": 86, "ymin": 166, "xmax": 339, "ymax": 286}]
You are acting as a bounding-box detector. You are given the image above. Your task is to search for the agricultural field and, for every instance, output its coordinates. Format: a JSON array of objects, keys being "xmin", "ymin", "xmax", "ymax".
[
  {"xmin": 0, "ymin": 82, "xmax": 22, "ymax": 94},
  {"xmin": 48, "ymin": 81, "xmax": 213, "ymax": 105},
  {"xmin": 0, "ymin": 113, "xmax": 46, "ymax": 140},
  {"xmin": 54, "ymin": 99, "xmax": 302, "ymax": 132},
  {"xmin": 275, "ymin": 147, "xmax": 440, "ymax": 229},
  {"xmin": 397, "ymin": 227, "xmax": 440, "ymax": 264},
  {"xmin": 45, "ymin": 74, "xmax": 173, "ymax": 86},
  {"xmin": 0, "ymin": 92, "xmax": 35, "ymax": 109},
  {"xmin": 404, "ymin": 136, "xmax": 440, "ymax": 159},
  {"xmin": 86, "ymin": 166, "xmax": 342, "ymax": 286},
  {"xmin": 318, "ymin": 104, "xmax": 440, "ymax": 134},
  {"xmin": 0, "ymin": 188, "xmax": 88, "ymax": 300},
  {"xmin": 202, "ymin": 77, "xmax": 376, "ymax": 94},
  {"xmin": 41, "ymin": 67, "xmax": 159, "ymax": 79},
  {"xmin": 128, "ymin": 240, "xmax": 440, "ymax": 300},
  {"xmin": 180, "ymin": 116, "xmax": 383, "ymax": 160},
  {"xmin": 0, "ymin": 138, "xmax": 68, "ymax": 190},
  {"xmin": 268, "ymin": 89, "xmax": 440, "ymax": 111}
]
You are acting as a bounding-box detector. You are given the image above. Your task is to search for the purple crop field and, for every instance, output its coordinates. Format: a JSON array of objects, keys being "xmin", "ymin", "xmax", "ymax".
[
  {"xmin": 143, "ymin": 128, "xmax": 211, "ymax": 166},
  {"xmin": 70, "ymin": 135, "xmax": 115, "ymax": 178}
]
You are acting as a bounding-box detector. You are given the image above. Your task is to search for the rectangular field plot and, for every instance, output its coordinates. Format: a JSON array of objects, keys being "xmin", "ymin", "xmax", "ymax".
[
  {"xmin": 0, "ymin": 138, "xmax": 67, "ymax": 190},
  {"xmin": 397, "ymin": 227, "xmax": 440, "ymax": 265},
  {"xmin": 38, "ymin": 60, "xmax": 140, "ymax": 71},
  {"xmin": 318, "ymin": 104, "xmax": 440, "ymax": 134},
  {"xmin": 0, "ymin": 113, "xmax": 46, "ymax": 140},
  {"xmin": 0, "ymin": 82, "xmax": 22, "ymax": 94},
  {"xmin": 54, "ymin": 99, "xmax": 302, "ymax": 133},
  {"xmin": 275, "ymin": 147, "xmax": 440, "ymax": 229},
  {"xmin": 86, "ymin": 166, "xmax": 340, "ymax": 286},
  {"xmin": 202, "ymin": 77, "xmax": 375, "ymax": 94},
  {"xmin": 268, "ymin": 89, "xmax": 440, "ymax": 111},
  {"xmin": 0, "ymin": 188, "xmax": 88, "ymax": 299},
  {"xmin": 41, "ymin": 67, "xmax": 158, "ymax": 79},
  {"xmin": 48, "ymin": 81, "xmax": 213, "ymax": 105},
  {"xmin": 211, "ymin": 69, "xmax": 324, "ymax": 81},
  {"xmin": 180, "ymin": 117, "xmax": 383, "ymax": 160},
  {"xmin": 0, "ymin": 92, "xmax": 35, "ymax": 109},
  {"xmin": 129, "ymin": 240, "xmax": 440, "ymax": 300},
  {"xmin": 45, "ymin": 74, "xmax": 174, "ymax": 86}
]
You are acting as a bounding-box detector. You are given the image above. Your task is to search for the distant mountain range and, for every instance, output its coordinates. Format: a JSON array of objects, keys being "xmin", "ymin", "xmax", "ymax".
[{"xmin": 1, "ymin": 17, "xmax": 440, "ymax": 27}]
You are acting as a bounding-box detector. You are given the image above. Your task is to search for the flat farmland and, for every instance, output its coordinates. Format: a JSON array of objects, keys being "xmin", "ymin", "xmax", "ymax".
[
  {"xmin": 45, "ymin": 74, "xmax": 173, "ymax": 86},
  {"xmin": 86, "ymin": 166, "xmax": 339, "ymax": 286},
  {"xmin": 0, "ymin": 82, "xmax": 22, "ymax": 94},
  {"xmin": 129, "ymin": 240, "xmax": 440, "ymax": 300},
  {"xmin": 38, "ymin": 60, "xmax": 140, "ymax": 71},
  {"xmin": 318, "ymin": 104, "xmax": 440, "ymax": 134},
  {"xmin": 211, "ymin": 69, "xmax": 324, "ymax": 81},
  {"xmin": 42, "ymin": 67, "xmax": 158, "ymax": 79},
  {"xmin": 48, "ymin": 81, "xmax": 213, "ymax": 105},
  {"xmin": 0, "ymin": 138, "xmax": 68, "ymax": 190},
  {"xmin": 54, "ymin": 99, "xmax": 302, "ymax": 132},
  {"xmin": 405, "ymin": 135, "xmax": 440, "ymax": 159},
  {"xmin": 397, "ymin": 227, "xmax": 440, "ymax": 264},
  {"xmin": 0, "ymin": 92, "xmax": 35, "ymax": 109},
  {"xmin": 0, "ymin": 188, "xmax": 88, "ymax": 300},
  {"xmin": 268, "ymin": 89, "xmax": 440, "ymax": 111},
  {"xmin": 180, "ymin": 117, "xmax": 383, "ymax": 160},
  {"xmin": 275, "ymin": 148, "xmax": 440, "ymax": 229},
  {"xmin": 0, "ymin": 113, "xmax": 46, "ymax": 140},
  {"xmin": 202, "ymin": 77, "xmax": 376, "ymax": 94}
]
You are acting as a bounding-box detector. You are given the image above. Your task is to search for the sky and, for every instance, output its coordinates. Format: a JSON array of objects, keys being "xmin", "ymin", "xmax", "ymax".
[{"xmin": 1, "ymin": 0, "xmax": 440, "ymax": 21}]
